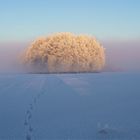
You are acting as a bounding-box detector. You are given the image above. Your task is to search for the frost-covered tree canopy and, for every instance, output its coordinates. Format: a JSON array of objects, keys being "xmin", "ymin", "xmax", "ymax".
[{"xmin": 23, "ymin": 32, "xmax": 105, "ymax": 73}]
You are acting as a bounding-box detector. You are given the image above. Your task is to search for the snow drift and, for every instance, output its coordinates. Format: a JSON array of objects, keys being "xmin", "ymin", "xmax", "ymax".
[{"xmin": 23, "ymin": 33, "xmax": 105, "ymax": 73}]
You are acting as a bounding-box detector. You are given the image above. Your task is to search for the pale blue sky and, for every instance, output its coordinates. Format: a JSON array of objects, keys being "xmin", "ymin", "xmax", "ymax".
[{"xmin": 0, "ymin": 0, "xmax": 140, "ymax": 42}]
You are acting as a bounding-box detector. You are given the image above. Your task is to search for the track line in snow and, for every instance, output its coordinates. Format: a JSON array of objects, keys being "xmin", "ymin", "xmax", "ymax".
[{"xmin": 24, "ymin": 76, "xmax": 47, "ymax": 140}]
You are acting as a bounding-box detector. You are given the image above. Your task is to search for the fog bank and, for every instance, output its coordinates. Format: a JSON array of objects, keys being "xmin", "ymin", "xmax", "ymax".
[{"xmin": 0, "ymin": 39, "xmax": 140, "ymax": 73}]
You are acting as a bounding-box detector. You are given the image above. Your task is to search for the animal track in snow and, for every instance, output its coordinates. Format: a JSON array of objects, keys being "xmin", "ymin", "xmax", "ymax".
[{"xmin": 24, "ymin": 77, "xmax": 47, "ymax": 140}]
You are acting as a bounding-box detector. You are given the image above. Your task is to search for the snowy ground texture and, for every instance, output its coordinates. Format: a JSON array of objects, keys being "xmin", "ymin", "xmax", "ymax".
[{"xmin": 0, "ymin": 72, "xmax": 140, "ymax": 140}]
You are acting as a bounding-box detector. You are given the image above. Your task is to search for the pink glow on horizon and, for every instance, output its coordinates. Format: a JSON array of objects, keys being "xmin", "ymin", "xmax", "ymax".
[{"xmin": 0, "ymin": 40, "xmax": 140, "ymax": 72}]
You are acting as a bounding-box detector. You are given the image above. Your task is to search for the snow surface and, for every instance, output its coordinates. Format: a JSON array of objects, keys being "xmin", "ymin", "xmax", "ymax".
[{"xmin": 0, "ymin": 72, "xmax": 140, "ymax": 140}]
